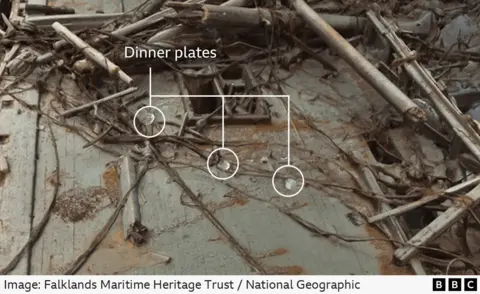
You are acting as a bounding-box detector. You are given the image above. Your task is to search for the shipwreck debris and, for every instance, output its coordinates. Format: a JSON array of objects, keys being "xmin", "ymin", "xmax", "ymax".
[
  {"xmin": 367, "ymin": 10, "xmax": 480, "ymax": 163},
  {"xmin": 52, "ymin": 22, "xmax": 134, "ymax": 85},
  {"xmin": 120, "ymin": 155, "xmax": 149, "ymax": 246},
  {"xmin": 287, "ymin": 0, "xmax": 426, "ymax": 123},
  {"xmin": 395, "ymin": 183, "xmax": 480, "ymax": 265},
  {"xmin": 2, "ymin": 0, "xmax": 480, "ymax": 276}
]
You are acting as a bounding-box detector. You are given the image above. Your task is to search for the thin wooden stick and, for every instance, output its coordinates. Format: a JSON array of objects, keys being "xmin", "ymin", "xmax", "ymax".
[
  {"xmin": 59, "ymin": 87, "xmax": 138, "ymax": 118},
  {"xmin": 368, "ymin": 175, "xmax": 480, "ymax": 223},
  {"xmin": 369, "ymin": 195, "xmax": 440, "ymax": 224}
]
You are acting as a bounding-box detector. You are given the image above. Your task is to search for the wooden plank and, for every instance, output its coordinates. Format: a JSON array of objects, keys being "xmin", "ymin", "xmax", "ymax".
[
  {"xmin": 30, "ymin": 92, "xmax": 120, "ymax": 274},
  {"xmin": 0, "ymin": 88, "xmax": 39, "ymax": 274}
]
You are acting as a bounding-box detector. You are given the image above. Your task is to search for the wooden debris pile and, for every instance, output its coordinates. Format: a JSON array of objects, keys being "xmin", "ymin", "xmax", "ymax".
[{"xmin": 1, "ymin": 0, "xmax": 480, "ymax": 275}]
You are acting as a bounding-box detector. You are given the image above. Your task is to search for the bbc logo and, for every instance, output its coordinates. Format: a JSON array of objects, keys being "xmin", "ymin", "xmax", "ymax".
[{"xmin": 433, "ymin": 278, "xmax": 477, "ymax": 291}]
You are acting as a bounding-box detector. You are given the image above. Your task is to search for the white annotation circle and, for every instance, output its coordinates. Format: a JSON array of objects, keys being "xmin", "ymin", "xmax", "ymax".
[
  {"xmin": 272, "ymin": 165, "xmax": 305, "ymax": 198},
  {"xmin": 133, "ymin": 106, "xmax": 166, "ymax": 139},
  {"xmin": 206, "ymin": 147, "xmax": 240, "ymax": 180}
]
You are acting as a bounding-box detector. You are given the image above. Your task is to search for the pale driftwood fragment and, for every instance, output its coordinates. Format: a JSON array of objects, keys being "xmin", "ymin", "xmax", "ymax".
[
  {"xmin": 120, "ymin": 155, "xmax": 142, "ymax": 241},
  {"xmin": 1, "ymin": 13, "xmax": 15, "ymax": 32},
  {"xmin": 394, "ymin": 183, "xmax": 480, "ymax": 263},
  {"xmin": 287, "ymin": 0, "xmax": 426, "ymax": 123},
  {"xmin": 59, "ymin": 87, "xmax": 138, "ymax": 118},
  {"xmin": 0, "ymin": 155, "xmax": 9, "ymax": 174},
  {"xmin": 72, "ymin": 59, "xmax": 95, "ymax": 73},
  {"xmin": 0, "ymin": 44, "xmax": 20, "ymax": 78},
  {"xmin": 368, "ymin": 175, "xmax": 480, "ymax": 223},
  {"xmin": 6, "ymin": 49, "xmax": 37, "ymax": 76},
  {"xmin": 369, "ymin": 195, "xmax": 440, "ymax": 223},
  {"xmin": 52, "ymin": 22, "xmax": 133, "ymax": 85}
]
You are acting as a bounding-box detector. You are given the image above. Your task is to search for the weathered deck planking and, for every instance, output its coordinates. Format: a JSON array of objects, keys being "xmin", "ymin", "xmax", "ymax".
[
  {"xmin": 25, "ymin": 61, "xmax": 392, "ymax": 274},
  {"xmin": 15, "ymin": 0, "xmax": 396, "ymax": 272},
  {"xmin": 111, "ymin": 66, "xmax": 382, "ymax": 274},
  {"xmin": 30, "ymin": 92, "xmax": 120, "ymax": 274},
  {"xmin": 0, "ymin": 87, "xmax": 39, "ymax": 274}
]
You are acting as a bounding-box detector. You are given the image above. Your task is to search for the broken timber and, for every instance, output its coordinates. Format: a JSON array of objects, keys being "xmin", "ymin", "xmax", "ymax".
[
  {"xmin": 368, "ymin": 175, "xmax": 480, "ymax": 223},
  {"xmin": 168, "ymin": 2, "xmax": 367, "ymax": 31},
  {"xmin": 394, "ymin": 183, "xmax": 480, "ymax": 263},
  {"xmin": 367, "ymin": 11, "xmax": 480, "ymax": 163},
  {"xmin": 120, "ymin": 155, "xmax": 148, "ymax": 246},
  {"xmin": 52, "ymin": 22, "xmax": 134, "ymax": 85},
  {"xmin": 286, "ymin": 0, "xmax": 426, "ymax": 123},
  {"xmin": 36, "ymin": 9, "xmax": 179, "ymax": 64},
  {"xmin": 361, "ymin": 167, "xmax": 426, "ymax": 275}
]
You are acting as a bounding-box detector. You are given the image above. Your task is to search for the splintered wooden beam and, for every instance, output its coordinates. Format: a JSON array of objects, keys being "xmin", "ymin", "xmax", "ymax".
[
  {"xmin": 368, "ymin": 175, "xmax": 480, "ymax": 223},
  {"xmin": 52, "ymin": 22, "xmax": 134, "ymax": 85},
  {"xmin": 166, "ymin": 2, "xmax": 368, "ymax": 32},
  {"xmin": 394, "ymin": 183, "xmax": 480, "ymax": 263}
]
